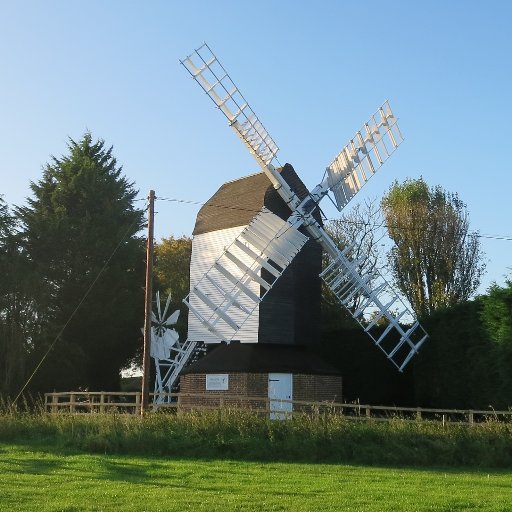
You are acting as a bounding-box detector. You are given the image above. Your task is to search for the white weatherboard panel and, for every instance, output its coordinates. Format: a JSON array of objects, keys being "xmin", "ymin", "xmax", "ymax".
[{"xmin": 188, "ymin": 226, "xmax": 260, "ymax": 344}]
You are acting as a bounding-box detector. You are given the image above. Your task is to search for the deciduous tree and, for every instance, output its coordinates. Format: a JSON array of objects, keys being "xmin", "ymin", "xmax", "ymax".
[
  {"xmin": 381, "ymin": 178, "xmax": 485, "ymax": 317},
  {"xmin": 322, "ymin": 198, "xmax": 385, "ymax": 329},
  {"xmin": 153, "ymin": 235, "xmax": 192, "ymax": 340}
]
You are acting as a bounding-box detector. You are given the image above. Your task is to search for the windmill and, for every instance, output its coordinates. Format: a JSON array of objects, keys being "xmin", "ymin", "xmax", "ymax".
[{"xmin": 152, "ymin": 43, "xmax": 428, "ymax": 403}]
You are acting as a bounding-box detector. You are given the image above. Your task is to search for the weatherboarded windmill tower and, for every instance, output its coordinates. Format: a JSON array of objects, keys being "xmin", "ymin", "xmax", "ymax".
[
  {"xmin": 188, "ymin": 165, "xmax": 322, "ymax": 347},
  {"xmin": 180, "ymin": 165, "xmax": 343, "ymax": 414},
  {"xmin": 150, "ymin": 44, "xmax": 428, "ymax": 413}
]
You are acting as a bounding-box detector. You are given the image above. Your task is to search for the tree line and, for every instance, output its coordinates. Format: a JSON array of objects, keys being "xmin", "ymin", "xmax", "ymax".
[
  {"xmin": 1, "ymin": 132, "xmax": 510, "ymax": 409},
  {"xmin": 321, "ymin": 179, "xmax": 511, "ymax": 409}
]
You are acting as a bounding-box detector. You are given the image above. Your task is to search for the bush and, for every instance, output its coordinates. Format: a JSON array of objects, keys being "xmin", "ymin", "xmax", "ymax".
[{"xmin": 1, "ymin": 406, "xmax": 511, "ymax": 468}]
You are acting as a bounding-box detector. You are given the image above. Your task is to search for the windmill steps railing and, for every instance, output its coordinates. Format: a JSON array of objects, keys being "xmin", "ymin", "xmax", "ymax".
[
  {"xmin": 153, "ymin": 339, "xmax": 205, "ymax": 403},
  {"xmin": 169, "ymin": 340, "xmax": 207, "ymax": 393}
]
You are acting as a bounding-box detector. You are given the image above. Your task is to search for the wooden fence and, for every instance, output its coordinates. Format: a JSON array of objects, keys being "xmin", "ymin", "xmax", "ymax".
[{"xmin": 44, "ymin": 391, "xmax": 512, "ymax": 424}]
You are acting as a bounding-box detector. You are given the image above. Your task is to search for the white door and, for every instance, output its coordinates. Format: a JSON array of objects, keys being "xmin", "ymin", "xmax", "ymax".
[{"xmin": 268, "ymin": 373, "xmax": 293, "ymax": 420}]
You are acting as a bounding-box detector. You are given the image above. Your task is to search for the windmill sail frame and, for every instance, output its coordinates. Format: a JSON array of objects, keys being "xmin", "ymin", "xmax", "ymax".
[
  {"xmin": 326, "ymin": 101, "xmax": 404, "ymax": 211},
  {"xmin": 165, "ymin": 43, "xmax": 429, "ymax": 398}
]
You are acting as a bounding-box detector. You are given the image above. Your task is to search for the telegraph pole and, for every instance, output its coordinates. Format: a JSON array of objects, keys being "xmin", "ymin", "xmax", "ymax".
[{"xmin": 141, "ymin": 190, "xmax": 155, "ymax": 415}]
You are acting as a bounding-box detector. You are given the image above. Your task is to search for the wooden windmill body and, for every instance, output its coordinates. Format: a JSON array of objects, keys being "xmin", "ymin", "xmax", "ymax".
[{"xmin": 188, "ymin": 164, "xmax": 322, "ymax": 347}]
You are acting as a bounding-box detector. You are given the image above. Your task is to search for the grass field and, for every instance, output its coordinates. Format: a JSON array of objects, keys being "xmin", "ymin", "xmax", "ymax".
[
  {"xmin": 1, "ymin": 408, "xmax": 512, "ymax": 510},
  {"xmin": 1, "ymin": 443, "xmax": 511, "ymax": 512}
]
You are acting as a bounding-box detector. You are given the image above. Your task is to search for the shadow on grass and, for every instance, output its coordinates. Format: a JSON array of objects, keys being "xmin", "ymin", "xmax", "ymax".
[
  {"xmin": 2, "ymin": 455, "xmax": 66, "ymax": 475},
  {"xmin": 97, "ymin": 459, "xmax": 169, "ymax": 485},
  {"xmin": 2, "ymin": 440, "xmax": 511, "ymax": 478}
]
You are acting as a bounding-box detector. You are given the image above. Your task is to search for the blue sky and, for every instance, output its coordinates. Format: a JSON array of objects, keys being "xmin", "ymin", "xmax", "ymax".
[{"xmin": 1, "ymin": 0, "xmax": 511, "ymax": 294}]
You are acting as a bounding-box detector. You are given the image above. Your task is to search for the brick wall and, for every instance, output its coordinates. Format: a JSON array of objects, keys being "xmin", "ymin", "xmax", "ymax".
[
  {"xmin": 179, "ymin": 372, "xmax": 342, "ymax": 410},
  {"xmin": 179, "ymin": 373, "xmax": 268, "ymax": 409},
  {"xmin": 293, "ymin": 374, "xmax": 342, "ymax": 403}
]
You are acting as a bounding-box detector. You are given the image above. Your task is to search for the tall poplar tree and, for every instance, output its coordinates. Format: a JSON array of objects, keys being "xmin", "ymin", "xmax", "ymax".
[
  {"xmin": 381, "ymin": 178, "xmax": 485, "ymax": 317},
  {"xmin": 17, "ymin": 134, "xmax": 145, "ymax": 391}
]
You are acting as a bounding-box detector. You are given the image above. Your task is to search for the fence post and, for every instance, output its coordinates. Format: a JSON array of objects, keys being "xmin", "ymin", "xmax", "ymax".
[
  {"xmin": 51, "ymin": 394, "xmax": 58, "ymax": 414},
  {"xmin": 100, "ymin": 393, "xmax": 105, "ymax": 414},
  {"xmin": 366, "ymin": 407, "xmax": 371, "ymax": 419},
  {"xmin": 469, "ymin": 410, "xmax": 474, "ymax": 425},
  {"xmin": 416, "ymin": 408, "xmax": 422, "ymax": 421},
  {"xmin": 135, "ymin": 392, "xmax": 141, "ymax": 415},
  {"xmin": 70, "ymin": 393, "xmax": 75, "ymax": 413}
]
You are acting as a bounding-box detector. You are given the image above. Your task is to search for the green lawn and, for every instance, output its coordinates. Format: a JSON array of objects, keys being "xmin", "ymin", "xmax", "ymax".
[{"xmin": 1, "ymin": 443, "xmax": 511, "ymax": 512}]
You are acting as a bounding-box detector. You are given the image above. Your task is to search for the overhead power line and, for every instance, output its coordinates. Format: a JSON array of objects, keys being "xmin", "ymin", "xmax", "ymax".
[{"xmin": 152, "ymin": 196, "xmax": 512, "ymax": 242}]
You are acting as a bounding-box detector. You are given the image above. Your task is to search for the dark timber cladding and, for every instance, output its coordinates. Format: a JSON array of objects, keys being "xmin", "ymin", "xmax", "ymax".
[
  {"xmin": 194, "ymin": 164, "xmax": 322, "ymax": 347},
  {"xmin": 181, "ymin": 343, "xmax": 341, "ymax": 375}
]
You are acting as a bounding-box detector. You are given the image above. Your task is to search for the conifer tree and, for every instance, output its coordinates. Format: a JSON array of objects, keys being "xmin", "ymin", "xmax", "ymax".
[
  {"xmin": 17, "ymin": 134, "xmax": 145, "ymax": 391},
  {"xmin": 0, "ymin": 197, "xmax": 32, "ymax": 396}
]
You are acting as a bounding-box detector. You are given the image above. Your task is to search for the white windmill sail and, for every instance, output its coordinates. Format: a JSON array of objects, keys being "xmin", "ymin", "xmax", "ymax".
[
  {"xmin": 181, "ymin": 44, "xmax": 299, "ymax": 208},
  {"xmin": 286, "ymin": 207, "xmax": 428, "ymax": 371},
  {"xmin": 184, "ymin": 207, "xmax": 308, "ymax": 342},
  {"xmin": 325, "ymin": 101, "xmax": 404, "ymax": 211},
  {"xmin": 181, "ymin": 43, "xmax": 279, "ymax": 167},
  {"xmin": 178, "ymin": 42, "xmax": 428, "ymax": 379},
  {"xmin": 319, "ymin": 235, "xmax": 428, "ymax": 371}
]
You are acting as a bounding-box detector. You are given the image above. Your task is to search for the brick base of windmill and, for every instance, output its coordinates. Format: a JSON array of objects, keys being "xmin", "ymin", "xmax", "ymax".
[{"xmin": 179, "ymin": 344, "xmax": 342, "ymax": 417}]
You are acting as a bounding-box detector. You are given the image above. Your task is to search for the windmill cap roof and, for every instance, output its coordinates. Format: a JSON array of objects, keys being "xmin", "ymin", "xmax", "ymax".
[
  {"xmin": 181, "ymin": 343, "xmax": 341, "ymax": 375},
  {"xmin": 193, "ymin": 163, "xmax": 318, "ymax": 236}
]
